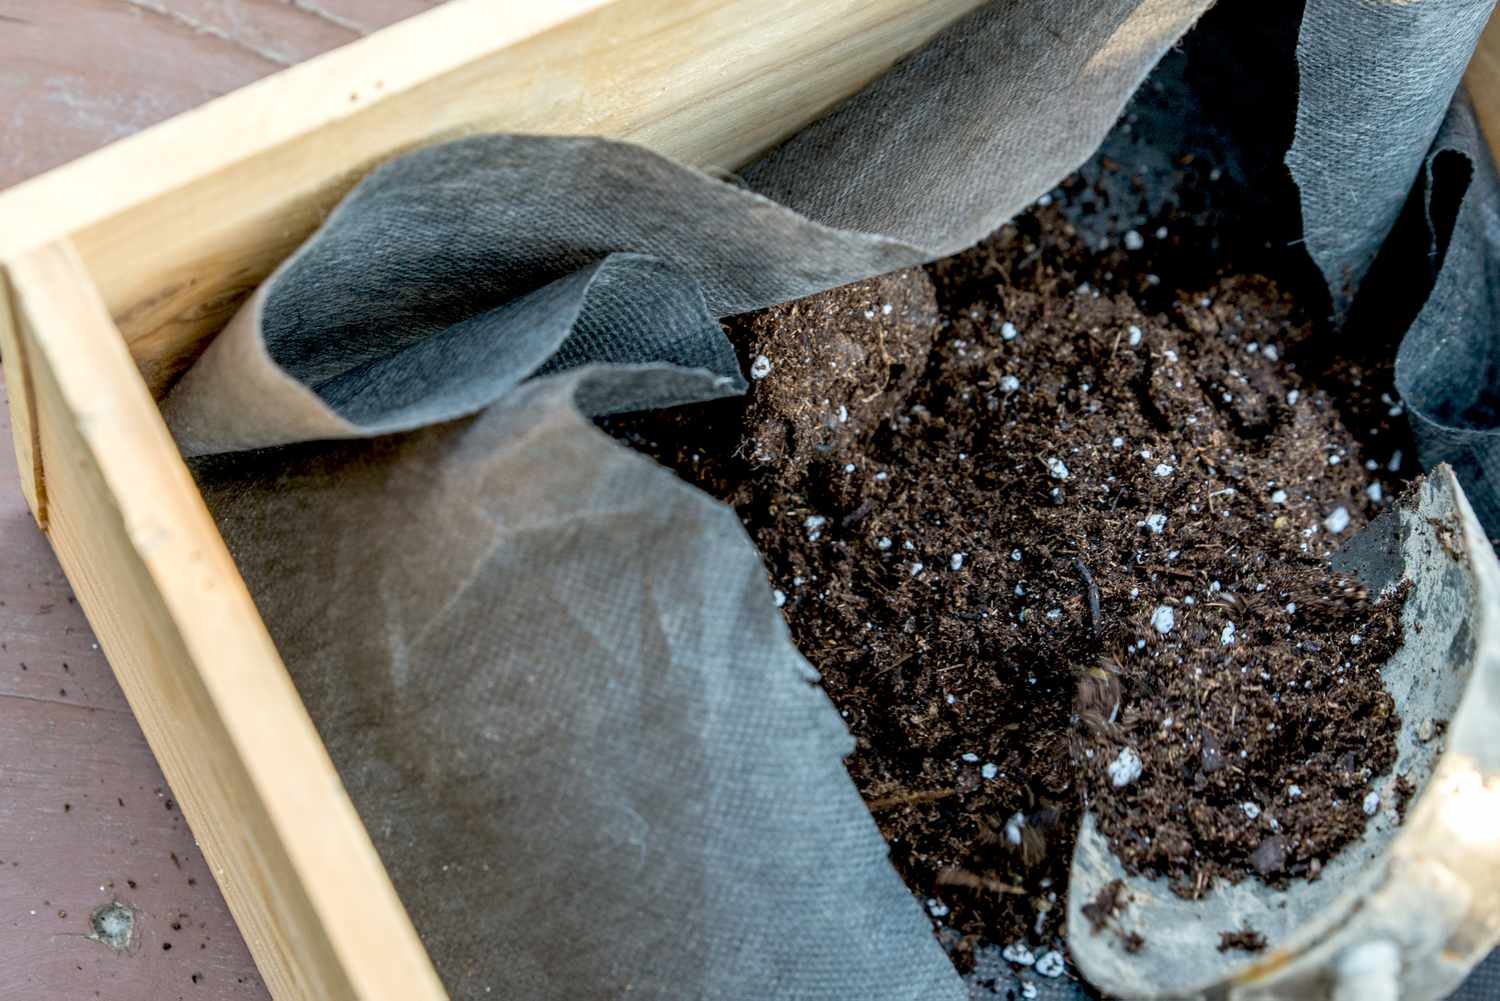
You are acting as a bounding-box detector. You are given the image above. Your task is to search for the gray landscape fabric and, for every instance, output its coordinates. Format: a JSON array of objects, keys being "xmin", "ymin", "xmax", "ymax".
[{"xmin": 166, "ymin": 1, "xmax": 1500, "ymax": 998}]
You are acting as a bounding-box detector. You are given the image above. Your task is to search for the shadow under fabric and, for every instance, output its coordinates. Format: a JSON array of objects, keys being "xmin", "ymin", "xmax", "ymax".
[{"xmin": 163, "ymin": 0, "xmax": 1500, "ymax": 998}]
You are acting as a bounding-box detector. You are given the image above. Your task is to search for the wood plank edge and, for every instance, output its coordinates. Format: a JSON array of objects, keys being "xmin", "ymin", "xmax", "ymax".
[
  {"xmin": 0, "ymin": 265, "xmax": 45, "ymax": 526},
  {"xmin": 0, "ymin": 0, "xmax": 614, "ymax": 261},
  {"xmin": 7, "ymin": 240, "xmax": 446, "ymax": 1000}
]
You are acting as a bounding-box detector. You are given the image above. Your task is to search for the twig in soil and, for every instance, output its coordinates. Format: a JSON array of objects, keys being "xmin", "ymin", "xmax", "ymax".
[
  {"xmin": 1140, "ymin": 564, "xmax": 1195, "ymax": 579},
  {"xmin": 936, "ymin": 866, "xmax": 1028, "ymax": 896},
  {"xmin": 841, "ymin": 499, "xmax": 874, "ymax": 529},
  {"xmin": 1073, "ymin": 558, "xmax": 1102, "ymax": 634},
  {"xmin": 872, "ymin": 650, "xmax": 915, "ymax": 679},
  {"xmin": 866, "ymin": 788, "xmax": 956, "ymax": 811}
]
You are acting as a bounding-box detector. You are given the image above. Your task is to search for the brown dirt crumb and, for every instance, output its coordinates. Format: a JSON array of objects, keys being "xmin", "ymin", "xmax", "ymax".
[
  {"xmin": 1080, "ymin": 879, "xmax": 1128, "ymax": 934},
  {"xmin": 1219, "ymin": 927, "xmax": 1268, "ymax": 953},
  {"xmin": 1394, "ymin": 774, "xmax": 1418, "ymax": 821}
]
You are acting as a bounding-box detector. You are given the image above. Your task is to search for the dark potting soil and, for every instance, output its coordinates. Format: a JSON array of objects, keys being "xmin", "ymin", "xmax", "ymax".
[{"xmin": 603, "ymin": 198, "xmax": 1409, "ymax": 957}]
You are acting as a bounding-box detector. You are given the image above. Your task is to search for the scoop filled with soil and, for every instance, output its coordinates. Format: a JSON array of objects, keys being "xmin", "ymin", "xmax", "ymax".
[
  {"xmin": 1067, "ymin": 465, "xmax": 1495, "ymax": 998},
  {"xmin": 605, "ymin": 175, "xmax": 1500, "ymax": 997}
]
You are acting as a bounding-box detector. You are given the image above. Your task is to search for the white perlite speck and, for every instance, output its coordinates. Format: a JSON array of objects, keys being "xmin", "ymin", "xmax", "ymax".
[
  {"xmin": 1046, "ymin": 457, "xmax": 1070, "ymax": 480},
  {"xmin": 926, "ymin": 898, "xmax": 949, "ymax": 918},
  {"xmin": 1011, "ymin": 548, "xmax": 1023, "ymax": 561},
  {"xmin": 1127, "ymin": 324, "xmax": 1143, "ymax": 347},
  {"xmin": 1221, "ymin": 622, "xmax": 1237, "ymax": 646},
  {"xmin": 1363, "ymin": 791, "xmax": 1380, "ymax": 816},
  {"xmin": 881, "ymin": 303, "xmax": 892, "ymax": 315},
  {"xmin": 1270, "ymin": 489, "xmax": 1288, "ymax": 505},
  {"xmin": 749, "ymin": 354, "xmax": 773, "ymax": 379},
  {"xmin": 1002, "ymin": 942, "xmax": 1035, "ymax": 966},
  {"xmin": 1286, "ymin": 389, "xmax": 1300, "ymax": 405},
  {"xmin": 1141, "ymin": 513, "xmax": 1167, "ymax": 535},
  {"xmin": 981, "ymin": 762, "xmax": 998, "ymax": 780},
  {"xmin": 1035, "ymin": 951, "xmax": 1066, "ymax": 978},
  {"xmin": 1242, "ymin": 801, "xmax": 1261, "ymax": 820},
  {"xmin": 1323, "ymin": 506, "xmax": 1351, "ymax": 534},
  {"xmin": 1151, "ymin": 606, "xmax": 1175, "ymax": 634},
  {"xmin": 1108, "ymin": 747, "xmax": 1143, "ymax": 788},
  {"xmin": 772, "ymin": 589, "xmax": 786, "ymax": 608},
  {"xmin": 1021, "ymin": 984, "xmax": 1039, "ymax": 1001},
  {"xmin": 1001, "ymin": 321, "xmax": 1019, "ymax": 340},
  {"xmin": 1367, "ymin": 482, "xmax": 1383, "ymax": 503},
  {"xmin": 876, "ymin": 537, "xmax": 892, "ymax": 551},
  {"xmin": 950, "ymin": 552, "xmax": 966, "ymax": 571},
  {"xmin": 999, "ymin": 374, "xmax": 1021, "ymax": 392},
  {"xmin": 1153, "ymin": 463, "xmax": 1174, "ymax": 478},
  {"xmin": 961, "ymin": 752, "xmax": 980, "ymax": 764},
  {"xmin": 1005, "ymin": 812, "xmax": 1026, "ymax": 846},
  {"xmin": 1111, "ymin": 436, "xmax": 1125, "ymax": 449},
  {"xmin": 909, "ymin": 562, "xmax": 924, "ymax": 577},
  {"xmin": 1288, "ymin": 784, "xmax": 1302, "ymax": 799},
  {"xmin": 1123, "ymin": 229, "xmax": 1145, "ymax": 251}
]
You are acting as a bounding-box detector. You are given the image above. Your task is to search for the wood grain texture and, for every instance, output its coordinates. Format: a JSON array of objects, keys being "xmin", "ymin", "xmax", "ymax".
[
  {"xmin": 1, "ymin": 6, "xmax": 432, "ymax": 998},
  {"xmin": 0, "ymin": 373, "xmax": 268, "ymax": 1001},
  {"xmin": 0, "ymin": 374, "xmax": 269, "ymax": 1001},
  {"xmin": 0, "ymin": 275, "xmax": 41, "ymax": 522},
  {"xmin": 6, "ymin": 241, "xmax": 444, "ymax": 1001},
  {"xmin": 0, "ymin": 0, "xmax": 444, "ymax": 189},
  {"xmin": 0, "ymin": 0, "xmax": 990, "ymax": 394}
]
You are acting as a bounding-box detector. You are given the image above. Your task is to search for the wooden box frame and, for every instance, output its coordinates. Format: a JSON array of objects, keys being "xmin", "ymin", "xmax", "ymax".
[
  {"xmin": 0, "ymin": 2, "xmax": 1000, "ymax": 997},
  {"xmin": 4, "ymin": 3, "xmax": 1500, "ymax": 999}
]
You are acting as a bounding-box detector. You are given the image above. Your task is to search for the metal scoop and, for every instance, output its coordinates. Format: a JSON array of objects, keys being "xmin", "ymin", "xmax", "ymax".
[{"xmin": 1067, "ymin": 464, "xmax": 1500, "ymax": 1000}]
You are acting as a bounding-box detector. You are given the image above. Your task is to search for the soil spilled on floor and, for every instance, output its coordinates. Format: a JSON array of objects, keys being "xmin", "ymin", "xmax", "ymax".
[{"xmin": 603, "ymin": 195, "xmax": 1409, "ymax": 959}]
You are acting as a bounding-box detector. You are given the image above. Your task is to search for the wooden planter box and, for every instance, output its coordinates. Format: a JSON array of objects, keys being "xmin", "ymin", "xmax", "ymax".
[
  {"xmin": 4, "ymin": 3, "xmax": 1500, "ymax": 999},
  {"xmin": 0, "ymin": 2, "xmax": 996, "ymax": 997}
]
